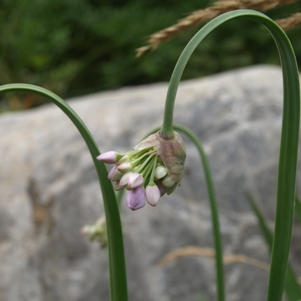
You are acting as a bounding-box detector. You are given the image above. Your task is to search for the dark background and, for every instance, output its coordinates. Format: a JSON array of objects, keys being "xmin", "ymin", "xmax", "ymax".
[{"xmin": 0, "ymin": 0, "xmax": 300, "ymax": 110}]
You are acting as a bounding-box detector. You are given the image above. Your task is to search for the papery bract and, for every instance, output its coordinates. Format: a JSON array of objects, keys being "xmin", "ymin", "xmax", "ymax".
[
  {"xmin": 162, "ymin": 176, "xmax": 176, "ymax": 188},
  {"xmin": 155, "ymin": 180, "xmax": 168, "ymax": 196},
  {"xmin": 156, "ymin": 131, "xmax": 186, "ymax": 185}
]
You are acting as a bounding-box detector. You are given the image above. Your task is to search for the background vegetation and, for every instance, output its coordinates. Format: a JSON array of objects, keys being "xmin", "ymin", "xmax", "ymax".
[{"xmin": 0, "ymin": 0, "xmax": 300, "ymax": 110}]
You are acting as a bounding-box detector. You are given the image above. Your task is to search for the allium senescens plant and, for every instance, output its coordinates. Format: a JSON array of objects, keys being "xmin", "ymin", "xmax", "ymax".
[
  {"xmin": 0, "ymin": 9, "xmax": 300, "ymax": 301},
  {"xmin": 97, "ymin": 131, "xmax": 186, "ymax": 210}
]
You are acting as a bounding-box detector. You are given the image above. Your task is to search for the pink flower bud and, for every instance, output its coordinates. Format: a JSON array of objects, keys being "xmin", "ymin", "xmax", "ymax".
[
  {"xmin": 96, "ymin": 151, "xmax": 117, "ymax": 164},
  {"xmin": 112, "ymin": 170, "xmax": 123, "ymax": 181},
  {"xmin": 108, "ymin": 166, "xmax": 118, "ymax": 179},
  {"xmin": 118, "ymin": 155, "xmax": 129, "ymax": 165},
  {"xmin": 117, "ymin": 162, "xmax": 132, "ymax": 173},
  {"xmin": 112, "ymin": 181, "xmax": 124, "ymax": 191},
  {"xmin": 108, "ymin": 166, "xmax": 122, "ymax": 181},
  {"xmin": 126, "ymin": 186, "xmax": 146, "ymax": 211},
  {"xmin": 146, "ymin": 185, "xmax": 160, "ymax": 207},
  {"xmin": 127, "ymin": 173, "xmax": 144, "ymax": 189},
  {"xmin": 119, "ymin": 172, "xmax": 132, "ymax": 187}
]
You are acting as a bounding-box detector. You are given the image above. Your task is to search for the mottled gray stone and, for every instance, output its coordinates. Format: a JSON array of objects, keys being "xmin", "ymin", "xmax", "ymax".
[{"xmin": 0, "ymin": 65, "xmax": 300, "ymax": 301}]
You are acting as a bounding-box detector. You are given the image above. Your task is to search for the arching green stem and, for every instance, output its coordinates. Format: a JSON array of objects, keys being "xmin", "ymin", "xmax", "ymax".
[
  {"xmin": 0, "ymin": 84, "xmax": 128, "ymax": 301},
  {"xmin": 161, "ymin": 10, "xmax": 300, "ymax": 301},
  {"xmin": 146, "ymin": 124, "xmax": 225, "ymax": 301}
]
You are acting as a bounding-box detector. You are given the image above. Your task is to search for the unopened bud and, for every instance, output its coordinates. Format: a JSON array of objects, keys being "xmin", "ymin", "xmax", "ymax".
[
  {"xmin": 119, "ymin": 172, "xmax": 131, "ymax": 187},
  {"xmin": 118, "ymin": 162, "xmax": 132, "ymax": 173},
  {"xmin": 108, "ymin": 166, "xmax": 117, "ymax": 180},
  {"xmin": 96, "ymin": 151, "xmax": 118, "ymax": 164},
  {"xmin": 108, "ymin": 166, "xmax": 123, "ymax": 181},
  {"xmin": 126, "ymin": 186, "xmax": 146, "ymax": 211},
  {"xmin": 127, "ymin": 173, "xmax": 144, "ymax": 189},
  {"xmin": 154, "ymin": 166, "xmax": 168, "ymax": 180},
  {"xmin": 146, "ymin": 185, "xmax": 160, "ymax": 207}
]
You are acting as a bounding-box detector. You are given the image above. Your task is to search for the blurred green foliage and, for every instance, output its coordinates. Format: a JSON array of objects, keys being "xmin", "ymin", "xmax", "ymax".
[{"xmin": 0, "ymin": 0, "xmax": 300, "ymax": 110}]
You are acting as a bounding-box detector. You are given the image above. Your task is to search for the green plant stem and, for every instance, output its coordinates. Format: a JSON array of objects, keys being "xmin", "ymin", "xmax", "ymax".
[
  {"xmin": 146, "ymin": 125, "xmax": 225, "ymax": 301},
  {"xmin": 160, "ymin": 10, "xmax": 300, "ymax": 301},
  {"xmin": 246, "ymin": 192, "xmax": 301, "ymax": 301},
  {"xmin": 0, "ymin": 84, "xmax": 128, "ymax": 301},
  {"xmin": 295, "ymin": 196, "xmax": 301, "ymax": 225},
  {"xmin": 174, "ymin": 125, "xmax": 225, "ymax": 301}
]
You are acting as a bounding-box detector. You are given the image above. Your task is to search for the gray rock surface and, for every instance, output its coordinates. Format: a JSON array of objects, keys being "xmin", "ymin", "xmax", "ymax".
[{"xmin": 0, "ymin": 65, "xmax": 300, "ymax": 301}]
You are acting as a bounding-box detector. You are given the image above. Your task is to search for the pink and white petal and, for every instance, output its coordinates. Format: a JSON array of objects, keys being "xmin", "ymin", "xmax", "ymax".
[
  {"xmin": 96, "ymin": 151, "xmax": 117, "ymax": 164},
  {"xmin": 127, "ymin": 173, "xmax": 144, "ymax": 189},
  {"xmin": 126, "ymin": 186, "xmax": 146, "ymax": 211},
  {"xmin": 146, "ymin": 185, "xmax": 161, "ymax": 207}
]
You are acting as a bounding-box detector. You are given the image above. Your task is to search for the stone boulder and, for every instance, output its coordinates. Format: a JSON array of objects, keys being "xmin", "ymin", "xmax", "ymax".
[{"xmin": 0, "ymin": 65, "xmax": 300, "ymax": 301}]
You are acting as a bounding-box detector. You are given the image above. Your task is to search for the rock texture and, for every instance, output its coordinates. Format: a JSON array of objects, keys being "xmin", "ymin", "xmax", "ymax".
[{"xmin": 0, "ymin": 65, "xmax": 300, "ymax": 301}]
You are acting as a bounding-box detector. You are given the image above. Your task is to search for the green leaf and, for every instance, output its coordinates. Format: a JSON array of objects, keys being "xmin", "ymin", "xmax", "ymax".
[
  {"xmin": 295, "ymin": 195, "xmax": 301, "ymax": 225},
  {"xmin": 145, "ymin": 124, "xmax": 225, "ymax": 301},
  {"xmin": 0, "ymin": 84, "xmax": 128, "ymax": 301},
  {"xmin": 246, "ymin": 192, "xmax": 301, "ymax": 301},
  {"xmin": 161, "ymin": 10, "xmax": 300, "ymax": 301}
]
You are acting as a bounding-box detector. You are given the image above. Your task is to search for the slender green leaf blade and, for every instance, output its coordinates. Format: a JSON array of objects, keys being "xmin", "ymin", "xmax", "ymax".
[
  {"xmin": 0, "ymin": 84, "xmax": 128, "ymax": 301},
  {"xmin": 146, "ymin": 124, "xmax": 225, "ymax": 301},
  {"xmin": 246, "ymin": 192, "xmax": 301, "ymax": 301},
  {"xmin": 295, "ymin": 196, "xmax": 301, "ymax": 225}
]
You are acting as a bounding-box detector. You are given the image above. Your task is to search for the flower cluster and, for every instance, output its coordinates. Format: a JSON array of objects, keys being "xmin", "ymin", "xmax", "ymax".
[
  {"xmin": 97, "ymin": 131, "xmax": 186, "ymax": 211},
  {"xmin": 81, "ymin": 217, "xmax": 107, "ymax": 248}
]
